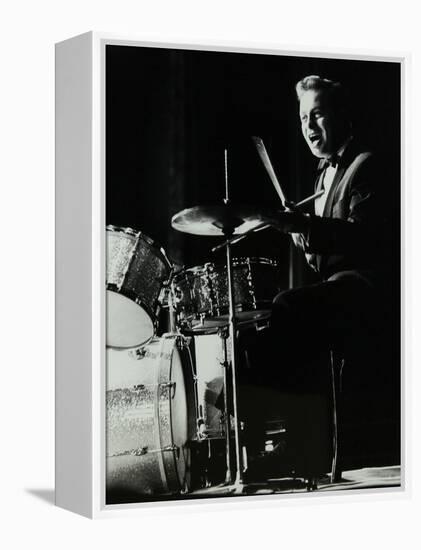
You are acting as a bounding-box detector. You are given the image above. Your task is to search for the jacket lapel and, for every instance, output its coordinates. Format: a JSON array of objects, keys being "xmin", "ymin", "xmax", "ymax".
[
  {"xmin": 321, "ymin": 138, "xmax": 358, "ymax": 217},
  {"xmin": 314, "ymin": 139, "xmax": 358, "ymax": 272}
]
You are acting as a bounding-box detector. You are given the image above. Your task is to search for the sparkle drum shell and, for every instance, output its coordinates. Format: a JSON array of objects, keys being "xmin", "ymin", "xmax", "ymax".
[
  {"xmin": 174, "ymin": 257, "xmax": 281, "ymax": 332},
  {"xmin": 106, "ymin": 226, "xmax": 172, "ymax": 349},
  {"xmin": 106, "ymin": 336, "xmax": 196, "ymax": 500}
]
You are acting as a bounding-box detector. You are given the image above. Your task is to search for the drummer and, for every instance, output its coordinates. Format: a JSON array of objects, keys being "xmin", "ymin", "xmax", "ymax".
[{"xmin": 264, "ymin": 75, "xmax": 398, "ymax": 474}]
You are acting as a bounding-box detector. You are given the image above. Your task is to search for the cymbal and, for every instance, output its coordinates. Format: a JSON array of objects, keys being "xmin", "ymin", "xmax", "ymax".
[{"xmin": 171, "ymin": 204, "xmax": 270, "ymax": 236}]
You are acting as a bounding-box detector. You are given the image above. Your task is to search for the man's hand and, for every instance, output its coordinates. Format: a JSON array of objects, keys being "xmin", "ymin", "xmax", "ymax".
[{"xmin": 262, "ymin": 210, "xmax": 311, "ymax": 234}]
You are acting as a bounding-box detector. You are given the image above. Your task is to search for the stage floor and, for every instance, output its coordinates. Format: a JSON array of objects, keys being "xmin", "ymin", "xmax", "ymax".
[{"xmin": 191, "ymin": 465, "xmax": 401, "ymax": 497}]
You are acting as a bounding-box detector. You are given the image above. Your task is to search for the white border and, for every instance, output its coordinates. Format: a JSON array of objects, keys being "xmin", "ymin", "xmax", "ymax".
[
  {"xmin": 55, "ymin": 32, "xmax": 94, "ymax": 517},
  {"xmin": 56, "ymin": 31, "xmax": 408, "ymax": 518}
]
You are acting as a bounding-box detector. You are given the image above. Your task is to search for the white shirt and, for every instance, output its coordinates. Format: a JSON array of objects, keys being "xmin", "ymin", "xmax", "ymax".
[{"xmin": 315, "ymin": 164, "xmax": 336, "ymax": 216}]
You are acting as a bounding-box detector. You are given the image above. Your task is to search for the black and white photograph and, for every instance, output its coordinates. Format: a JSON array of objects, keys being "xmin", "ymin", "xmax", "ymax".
[{"xmin": 105, "ymin": 44, "xmax": 401, "ymax": 505}]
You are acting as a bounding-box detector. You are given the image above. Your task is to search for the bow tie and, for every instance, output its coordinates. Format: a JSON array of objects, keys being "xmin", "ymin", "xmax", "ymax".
[{"xmin": 318, "ymin": 154, "xmax": 340, "ymax": 171}]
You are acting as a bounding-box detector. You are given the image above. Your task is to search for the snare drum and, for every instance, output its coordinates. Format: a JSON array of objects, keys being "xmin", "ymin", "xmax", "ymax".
[
  {"xmin": 106, "ymin": 226, "xmax": 172, "ymax": 349},
  {"xmin": 174, "ymin": 257, "xmax": 280, "ymax": 332},
  {"xmin": 106, "ymin": 336, "xmax": 196, "ymax": 500}
]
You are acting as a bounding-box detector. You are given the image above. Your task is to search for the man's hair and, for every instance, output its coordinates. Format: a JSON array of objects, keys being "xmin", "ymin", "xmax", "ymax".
[{"xmin": 295, "ymin": 75, "xmax": 350, "ymax": 122}]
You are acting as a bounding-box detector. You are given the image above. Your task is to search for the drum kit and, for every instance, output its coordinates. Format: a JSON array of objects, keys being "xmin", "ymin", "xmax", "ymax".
[
  {"xmin": 105, "ymin": 201, "xmax": 285, "ymax": 500},
  {"xmin": 105, "ymin": 145, "xmax": 320, "ymax": 501}
]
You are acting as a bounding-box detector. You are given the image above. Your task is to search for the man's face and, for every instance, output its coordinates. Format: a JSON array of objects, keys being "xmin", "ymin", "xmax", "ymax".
[{"xmin": 299, "ymin": 89, "xmax": 340, "ymax": 159}]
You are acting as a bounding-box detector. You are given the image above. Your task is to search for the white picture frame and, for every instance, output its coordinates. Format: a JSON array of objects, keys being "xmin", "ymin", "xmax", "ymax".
[{"xmin": 55, "ymin": 31, "xmax": 406, "ymax": 518}]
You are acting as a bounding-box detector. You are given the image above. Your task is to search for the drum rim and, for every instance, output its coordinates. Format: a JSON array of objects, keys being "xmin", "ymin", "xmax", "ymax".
[
  {"xmin": 179, "ymin": 308, "xmax": 271, "ymax": 335},
  {"xmin": 107, "ymin": 224, "xmax": 173, "ymax": 271},
  {"xmin": 158, "ymin": 335, "xmax": 195, "ymax": 493},
  {"xmin": 174, "ymin": 256, "xmax": 279, "ymax": 279},
  {"xmin": 106, "ymin": 286, "xmax": 158, "ymax": 347},
  {"xmin": 107, "ymin": 224, "xmax": 139, "ymax": 238},
  {"xmin": 231, "ymin": 256, "xmax": 279, "ymax": 267}
]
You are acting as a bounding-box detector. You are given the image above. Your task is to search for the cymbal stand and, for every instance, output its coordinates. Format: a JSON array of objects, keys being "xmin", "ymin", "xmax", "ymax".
[
  {"xmin": 218, "ymin": 325, "xmax": 232, "ymax": 485},
  {"xmin": 221, "ymin": 148, "xmax": 244, "ymax": 490}
]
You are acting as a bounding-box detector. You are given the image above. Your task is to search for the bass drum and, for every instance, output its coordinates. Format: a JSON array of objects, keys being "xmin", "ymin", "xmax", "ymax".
[{"xmin": 106, "ymin": 335, "xmax": 196, "ymax": 503}]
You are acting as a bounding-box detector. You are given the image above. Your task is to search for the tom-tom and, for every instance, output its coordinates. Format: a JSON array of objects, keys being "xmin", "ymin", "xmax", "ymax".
[
  {"xmin": 174, "ymin": 257, "xmax": 280, "ymax": 333},
  {"xmin": 106, "ymin": 336, "xmax": 196, "ymax": 501},
  {"xmin": 106, "ymin": 225, "xmax": 172, "ymax": 349}
]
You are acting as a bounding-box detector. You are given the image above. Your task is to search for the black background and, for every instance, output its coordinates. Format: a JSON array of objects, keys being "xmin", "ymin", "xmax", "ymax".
[{"xmin": 106, "ymin": 45, "xmax": 400, "ymax": 288}]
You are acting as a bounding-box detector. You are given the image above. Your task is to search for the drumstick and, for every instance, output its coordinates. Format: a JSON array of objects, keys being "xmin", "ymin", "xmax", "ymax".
[
  {"xmin": 295, "ymin": 190, "xmax": 325, "ymax": 208},
  {"xmin": 251, "ymin": 136, "xmax": 287, "ymax": 207}
]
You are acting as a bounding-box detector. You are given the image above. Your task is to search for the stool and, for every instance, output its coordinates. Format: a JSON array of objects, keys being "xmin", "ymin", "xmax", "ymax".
[{"xmin": 330, "ymin": 350, "xmax": 345, "ymax": 483}]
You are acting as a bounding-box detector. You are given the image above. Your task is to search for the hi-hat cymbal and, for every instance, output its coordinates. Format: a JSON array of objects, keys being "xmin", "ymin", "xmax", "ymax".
[{"xmin": 171, "ymin": 204, "xmax": 271, "ymax": 236}]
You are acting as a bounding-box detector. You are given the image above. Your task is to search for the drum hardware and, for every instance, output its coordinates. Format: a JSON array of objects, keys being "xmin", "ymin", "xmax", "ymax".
[
  {"xmin": 111, "ymin": 379, "xmax": 178, "ymax": 401},
  {"xmin": 245, "ymin": 257, "xmax": 256, "ymax": 310},
  {"xmin": 133, "ymin": 382, "xmax": 177, "ymax": 399},
  {"xmin": 224, "ymin": 197, "xmax": 254, "ymax": 489},
  {"xmin": 211, "ymin": 221, "xmax": 272, "ymax": 253},
  {"xmin": 196, "ymin": 416, "xmax": 225, "ymax": 440},
  {"xmin": 108, "ymin": 447, "xmax": 149, "ymax": 458},
  {"xmin": 197, "ymin": 418, "xmax": 207, "ymax": 439},
  {"xmin": 129, "ymin": 347, "xmax": 148, "ymax": 360},
  {"xmin": 219, "ymin": 326, "xmax": 233, "ymax": 484},
  {"xmin": 109, "ymin": 444, "xmax": 180, "ymax": 458},
  {"xmin": 167, "ymin": 332, "xmax": 191, "ymax": 347},
  {"xmin": 166, "ymin": 278, "xmax": 178, "ymax": 335},
  {"xmin": 161, "ymin": 381, "xmax": 177, "ymax": 398}
]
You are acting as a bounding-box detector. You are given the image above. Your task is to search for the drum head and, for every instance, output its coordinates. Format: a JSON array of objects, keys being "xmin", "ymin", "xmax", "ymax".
[
  {"xmin": 169, "ymin": 345, "xmax": 189, "ymax": 486},
  {"xmin": 107, "ymin": 290, "xmax": 154, "ymax": 349}
]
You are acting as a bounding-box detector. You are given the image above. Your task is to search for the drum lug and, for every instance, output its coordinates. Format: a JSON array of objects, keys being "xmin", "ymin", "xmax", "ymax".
[
  {"xmin": 175, "ymin": 335, "xmax": 190, "ymax": 349},
  {"xmin": 197, "ymin": 419, "xmax": 207, "ymax": 440},
  {"xmin": 160, "ymin": 381, "xmax": 176, "ymax": 398},
  {"xmin": 246, "ymin": 257, "xmax": 257, "ymax": 310},
  {"xmin": 217, "ymin": 326, "xmax": 229, "ymax": 339},
  {"xmin": 108, "ymin": 446, "xmax": 149, "ymax": 457},
  {"xmin": 161, "ymin": 444, "xmax": 180, "ymax": 458},
  {"xmin": 129, "ymin": 346, "xmax": 147, "ymax": 360},
  {"xmin": 110, "ymin": 445, "xmax": 180, "ymax": 457},
  {"xmin": 219, "ymin": 359, "xmax": 229, "ymax": 369}
]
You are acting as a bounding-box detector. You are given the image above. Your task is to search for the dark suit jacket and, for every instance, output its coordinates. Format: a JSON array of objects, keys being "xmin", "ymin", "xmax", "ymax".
[{"xmin": 302, "ymin": 139, "xmax": 398, "ymax": 289}]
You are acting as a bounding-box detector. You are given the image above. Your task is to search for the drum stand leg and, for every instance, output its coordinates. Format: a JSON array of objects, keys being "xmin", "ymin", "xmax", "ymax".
[
  {"xmin": 220, "ymin": 329, "xmax": 232, "ymax": 485},
  {"xmin": 224, "ymin": 228, "xmax": 245, "ymax": 492},
  {"xmin": 208, "ymin": 151, "xmax": 247, "ymax": 494}
]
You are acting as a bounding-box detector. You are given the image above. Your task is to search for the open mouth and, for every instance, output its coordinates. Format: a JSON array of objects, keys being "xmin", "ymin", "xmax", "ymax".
[{"xmin": 308, "ymin": 134, "xmax": 322, "ymax": 145}]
